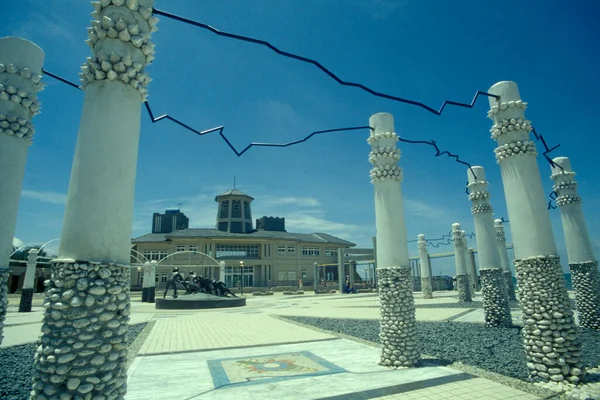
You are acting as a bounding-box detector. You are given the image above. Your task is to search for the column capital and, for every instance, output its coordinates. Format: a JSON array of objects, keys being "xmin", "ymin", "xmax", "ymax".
[
  {"xmin": 0, "ymin": 37, "xmax": 45, "ymax": 145},
  {"xmin": 417, "ymin": 234, "xmax": 428, "ymax": 255},
  {"xmin": 550, "ymin": 156, "xmax": 581, "ymax": 206},
  {"xmin": 81, "ymin": 0, "xmax": 157, "ymax": 101}
]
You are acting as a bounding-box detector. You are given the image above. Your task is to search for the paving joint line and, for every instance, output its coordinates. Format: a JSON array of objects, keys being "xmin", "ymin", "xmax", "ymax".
[
  {"xmin": 136, "ymin": 337, "xmax": 342, "ymax": 358},
  {"xmin": 314, "ymin": 372, "xmax": 476, "ymax": 400}
]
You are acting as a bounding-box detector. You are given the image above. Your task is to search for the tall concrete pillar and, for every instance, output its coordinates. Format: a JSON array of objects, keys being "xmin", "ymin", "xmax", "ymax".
[
  {"xmin": 349, "ymin": 260, "xmax": 356, "ymax": 287},
  {"xmin": 0, "ymin": 37, "xmax": 45, "ymax": 345},
  {"xmin": 494, "ymin": 219, "xmax": 517, "ymax": 301},
  {"xmin": 550, "ymin": 156, "xmax": 600, "ymax": 330},
  {"xmin": 467, "ymin": 166, "xmax": 512, "ymax": 327},
  {"xmin": 31, "ymin": 2, "xmax": 158, "ymax": 398},
  {"xmin": 417, "ymin": 235, "xmax": 433, "ymax": 299},
  {"xmin": 452, "ymin": 224, "xmax": 472, "ymax": 302},
  {"xmin": 141, "ymin": 261, "xmax": 150, "ymax": 302},
  {"xmin": 487, "ymin": 81, "xmax": 583, "ymax": 383},
  {"xmin": 19, "ymin": 248, "xmax": 38, "ymax": 312},
  {"xmin": 369, "ymin": 113, "xmax": 418, "ymax": 367},
  {"xmin": 466, "ymin": 249, "xmax": 479, "ymax": 291},
  {"xmin": 313, "ymin": 262, "xmax": 319, "ymax": 294},
  {"xmin": 148, "ymin": 259, "xmax": 156, "ymax": 302},
  {"xmin": 337, "ymin": 251, "xmax": 344, "ymax": 293}
]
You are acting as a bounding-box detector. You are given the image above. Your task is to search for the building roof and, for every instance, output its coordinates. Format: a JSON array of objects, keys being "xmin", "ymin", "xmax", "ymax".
[
  {"xmin": 215, "ymin": 189, "xmax": 254, "ymax": 201},
  {"xmin": 132, "ymin": 228, "xmax": 355, "ymax": 247}
]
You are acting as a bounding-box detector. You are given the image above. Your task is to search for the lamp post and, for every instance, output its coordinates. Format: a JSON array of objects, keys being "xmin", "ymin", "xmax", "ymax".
[{"xmin": 239, "ymin": 260, "xmax": 244, "ymax": 295}]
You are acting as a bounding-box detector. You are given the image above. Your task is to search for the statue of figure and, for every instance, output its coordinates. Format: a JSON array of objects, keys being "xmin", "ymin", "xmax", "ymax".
[
  {"xmin": 184, "ymin": 272, "xmax": 198, "ymax": 294},
  {"xmin": 163, "ymin": 267, "xmax": 184, "ymax": 298},
  {"xmin": 213, "ymin": 279, "xmax": 237, "ymax": 297}
]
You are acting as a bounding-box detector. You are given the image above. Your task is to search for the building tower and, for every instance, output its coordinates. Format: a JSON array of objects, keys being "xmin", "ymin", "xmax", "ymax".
[{"xmin": 215, "ymin": 189, "xmax": 254, "ymax": 233}]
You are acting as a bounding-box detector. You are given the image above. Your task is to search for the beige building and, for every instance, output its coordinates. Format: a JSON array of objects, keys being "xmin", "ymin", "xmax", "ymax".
[{"xmin": 131, "ymin": 189, "xmax": 355, "ymax": 289}]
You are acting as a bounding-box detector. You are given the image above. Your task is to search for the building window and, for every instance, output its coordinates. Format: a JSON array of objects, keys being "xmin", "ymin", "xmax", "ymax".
[
  {"xmin": 160, "ymin": 273, "xmax": 168, "ymax": 283},
  {"xmin": 216, "ymin": 244, "xmax": 260, "ymax": 259},
  {"xmin": 143, "ymin": 250, "xmax": 168, "ymax": 261},
  {"xmin": 287, "ymin": 246, "xmax": 295, "ymax": 253},
  {"xmin": 278, "ymin": 246, "xmax": 286, "ymax": 254},
  {"xmin": 223, "ymin": 265, "xmax": 254, "ymax": 287},
  {"xmin": 302, "ymin": 247, "xmax": 320, "ymax": 256},
  {"xmin": 188, "ymin": 245, "xmax": 198, "ymax": 252},
  {"xmin": 176, "ymin": 245, "xmax": 186, "ymax": 252},
  {"xmin": 325, "ymin": 248, "xmax": 338, "ymax": 257},
  {"xmin": 301, "ymin": 269, "xmax": 307, "ymax": 279}
]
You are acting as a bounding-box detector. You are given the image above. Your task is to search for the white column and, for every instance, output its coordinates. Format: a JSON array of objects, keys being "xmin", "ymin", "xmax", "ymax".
[
  {"xmin": 23, "ymin": 248, "xmax": 38, "ymax": 289},
  {"xmin": 337, "ymin": 250, "xmax": 344, "ymax": 293},
  {"xmin": 141, "ymin": 261, "xmax": 150, "ymax": 302},
  {"xmin": 550, "ymin": 156, "xmax": 600, "ymax": 329},
  {"xmin": 466, "ymin": 249, "xmax": 478, "ymax": 291},
  {"xmin": 417, "ymin": 234, "xmax": 433, "ymax": 299},
  {"xmin": 487, "ymin": 81, "xmax": 582, "ymax": 384},
  {"xmin": 494, "ymin": 219, "xmax": 517, "ymax": 301},
  {"xmin": 148, "ymin": 259, "xmax": 156, "ymax": 302},
  {"xmin": 19, "ymin": 248, "xmax": 39, "ymax": 312},
  {"xmin": 369, "ymin": 112, "xmax": 418, "ymax": 367},
  {"xmin": 0, "ymin": 37, "xmax": 45, "ymax": 343},
  {"xmin": 467, "ymin": 166, "xmax": 511, "ymax": 327},
  {"xmin": 31, "ymin": 2, "xmax": 158, "ymax": 398},
  {"xmin": 452, "ymin": 224, "xmax": 472, "ymax": 302}
]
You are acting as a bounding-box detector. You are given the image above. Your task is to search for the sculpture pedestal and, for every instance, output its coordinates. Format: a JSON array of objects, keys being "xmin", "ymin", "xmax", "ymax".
[
  {"xmin": 18, "ymin": 288, "xmax": 34, "ymax": 313},
  {"xmin": 141, "ymin": 287, "xmax": 148, "ymax": 303},
  {"xmin": 570, "ymin": 261, "xmax": 600, "ymax": 330},
  {"xmin": 155, "ymin": 293, "xmax": 246, "ymax": 310}
]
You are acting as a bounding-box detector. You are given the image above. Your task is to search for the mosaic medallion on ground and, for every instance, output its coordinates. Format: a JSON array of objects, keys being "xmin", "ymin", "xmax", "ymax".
[{"xmin": 207, "ymin": 351, "xmax": 346, "ymax": 388}]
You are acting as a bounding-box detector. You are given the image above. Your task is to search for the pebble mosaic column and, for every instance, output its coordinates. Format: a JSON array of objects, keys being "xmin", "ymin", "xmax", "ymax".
[
  {"xmin": 417, "ymin": 235, "xmax": 433, "ymax": 299},
  {"xmin": 31, "ymin": 1, "xmax": 158, "ymax": 398},
  {"xmin": 494, "ymin": 219, "xmax": 517, "ymax": 301},
  {"xmin": 19, "ymin": 248, "xmax": 39, "ymax": 312},
  {"xmin": 0, "ymin": 37, "xmax": 45, "ymax": 345},
  {"xmin": 368, "ymin": 113, "xmax": 419, "ymax": 367},
  {"xmin": 467, "ymin": 166, "xmax": 512, "ymax": 327},
  {"xmin": 550, "ymin": 156, "xmax": 600, "ymax": 330},
  {"xmin": 487, "ymin": 81, "xmax": 584, "ymax": 383},
  {"xmin": 452, "ymin": 224, "xmax": 472, "ymax": 302}
]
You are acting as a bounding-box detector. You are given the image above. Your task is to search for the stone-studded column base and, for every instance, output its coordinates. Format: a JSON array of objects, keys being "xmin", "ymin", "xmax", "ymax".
[
  {"xmin": 516, "ymin": 255, "xmax": 585, "ymax": 384},
  {"xmin": 570, "ymin": 261, "xmax": 600, "ymax": 330},
  {"xmin": 19, "ymin": 287, "xmax": 34, "ymax": 313},
  {"xmin": 141, "ymin": 287, "xmax": 148, "ymax": 303},
  {"xmin": 31, "ymin": 261, "xmax": 131, "ymax": 400},
  {"xmin": 503, "ymin": 271, "xmax": 517, "ymax": 302},
  {"xmin": 480, "ymin": 269, "xmax": 512, "ymax": 327},
  {"xmin": 420, "ymin": 277, "xmax": 433, "ymax": 299},
  {"xmin": 147, "ymin": 287, "xmax": 155, "ymax": 303},
  {"xmin": 0, "ymin": 269, "xmax": 9, "ymax": 346},
  {"xmin": 456, "ymin": 274, "xmax": 472, "ymax": 302},
  {"xmin": 377, "ymin": 267, "xmax": 419, "ymax": 367}
]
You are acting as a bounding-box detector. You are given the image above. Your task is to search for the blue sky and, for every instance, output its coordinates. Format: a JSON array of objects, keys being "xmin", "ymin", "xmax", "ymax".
[{"xmin": 3, "ymin": 0, "xmax": 599, "ymax": 275}]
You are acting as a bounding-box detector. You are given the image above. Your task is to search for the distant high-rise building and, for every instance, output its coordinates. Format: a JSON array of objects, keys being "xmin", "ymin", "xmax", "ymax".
[{"xmin": 152, "ymin": 209, "xmax": 189, "ymax": 234}]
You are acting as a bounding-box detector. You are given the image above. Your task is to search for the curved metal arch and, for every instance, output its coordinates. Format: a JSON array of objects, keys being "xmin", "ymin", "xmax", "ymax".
[{"xmin": 155, "ymin": 250, "xmax": 221, "ymax": 267}]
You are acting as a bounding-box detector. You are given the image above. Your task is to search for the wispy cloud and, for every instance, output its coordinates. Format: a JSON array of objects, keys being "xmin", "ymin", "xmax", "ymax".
[
  {"xmin": 22, "ymin": 190, "xmax": 66, "ymax": 204},
  {"xmin": 10, "ymin": 11, "xmax": 79, "ymax": 46}
]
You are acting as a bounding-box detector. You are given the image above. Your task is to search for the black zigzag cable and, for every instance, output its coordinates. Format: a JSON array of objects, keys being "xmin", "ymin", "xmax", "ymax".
[
  {"xmin": 42, "ymin": 70, "xmax": 478, "ymax": 172},
  {"xmin": 144, "ymin": 102, "xmax": 369, "ymax": 156},
  {"xmin": 152, "ymin": 8, "xmax": 499, "ymax": 116},
  {"xmin": 529, "ymin": 126, "xmax": 563, "ymax": 209},
  {"xmin": 398, "ymin": 137, "xmax": 477, "ymax": 181}
]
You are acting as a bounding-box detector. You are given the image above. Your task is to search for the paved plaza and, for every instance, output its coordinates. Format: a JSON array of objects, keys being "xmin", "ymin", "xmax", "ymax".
[{"xmin": 3, "ymin": 291, "xmax": 543, "ymax": 399}]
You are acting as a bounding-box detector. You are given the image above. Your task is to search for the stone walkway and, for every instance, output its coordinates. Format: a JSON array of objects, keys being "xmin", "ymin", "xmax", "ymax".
[{"xmin": 3, "ymin": 291, "xmax": 543, "ymax": 399}]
